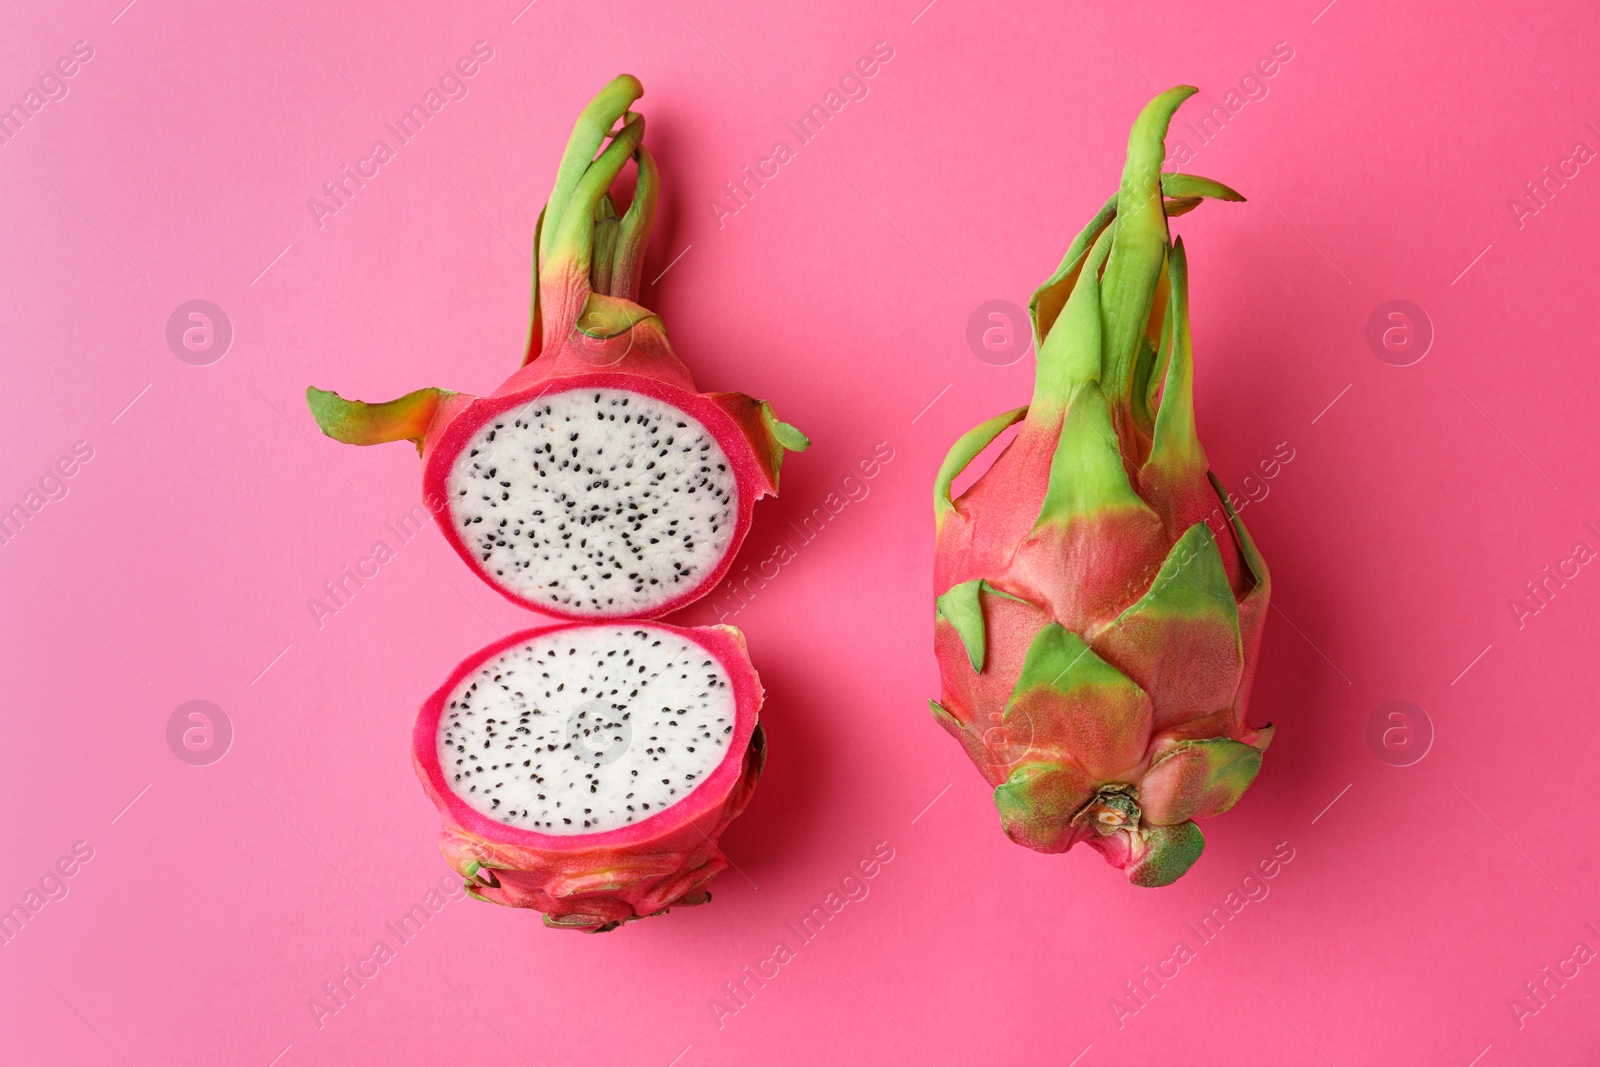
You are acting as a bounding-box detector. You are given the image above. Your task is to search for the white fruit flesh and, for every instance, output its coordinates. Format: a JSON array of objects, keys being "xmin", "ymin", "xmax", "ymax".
[
  {"xmin": 446, "ymin": 389, "xmax": 738, "ymax": 615},
  {"xmin": 438, "ymin": 625, "xmax": 737, "ymax": 835}
]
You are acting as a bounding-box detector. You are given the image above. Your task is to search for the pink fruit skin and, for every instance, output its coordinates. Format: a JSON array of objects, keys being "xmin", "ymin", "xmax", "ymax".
[
  {"xmin": 414, "ymin": 324, "xmax": 788, "ymax": 621},
  {"xmin": 931, "ymin": 463, "xmax": 1271, "ymax": 775},
  {"xmin": 411, "ymin": 621, "xmax": 766, "ymax": 931}
]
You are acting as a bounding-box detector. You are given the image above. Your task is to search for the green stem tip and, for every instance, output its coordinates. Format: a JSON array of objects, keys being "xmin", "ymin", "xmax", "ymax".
[{"xmin": 305, "ymin": 385, "xmax": 451, "ymax": 456}]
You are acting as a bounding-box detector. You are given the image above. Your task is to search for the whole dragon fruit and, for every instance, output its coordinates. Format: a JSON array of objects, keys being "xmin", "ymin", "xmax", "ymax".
[
  {"xmin": 413, "ymin": 620, "xmax": 765, "ymax": 931},
  {"xmin": 929, "ymin": 86, "xmax": 1273, "ymax": 887},
  {"xmin": 308, "ymin": 75, "xmax": 807, "ymax": 619}
]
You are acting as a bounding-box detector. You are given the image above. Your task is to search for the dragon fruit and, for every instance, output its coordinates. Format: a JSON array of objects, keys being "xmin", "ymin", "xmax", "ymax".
[
  {"xmin": 929, "ymin": 86, "xmax": 1273, "ymax": 887},
  {"xmin": 413, "ymin": 620, "xmax": 765, "ymax": 931},
  {"xmin": 307, "ymin": 75, "xmax": 807, "ymax": 619}
]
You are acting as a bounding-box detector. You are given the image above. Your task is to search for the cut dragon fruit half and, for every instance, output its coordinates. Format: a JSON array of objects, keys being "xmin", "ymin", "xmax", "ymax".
[
  {"xmin": 412, "ymin": 620, "xmax": 766, "ymax": 931},
  {"xmin": 307, "ymin": 75, "xmax": 808, "ymax": 619}
]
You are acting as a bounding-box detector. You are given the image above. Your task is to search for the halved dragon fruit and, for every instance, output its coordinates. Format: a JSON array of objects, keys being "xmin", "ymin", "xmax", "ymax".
[
  {"xmin": 308, "ymin": 75, "xmax": 808, "ymax": 618},
  {"xmin": 413, "ymin": 620, "xmax": 765, "ymax": 931}
]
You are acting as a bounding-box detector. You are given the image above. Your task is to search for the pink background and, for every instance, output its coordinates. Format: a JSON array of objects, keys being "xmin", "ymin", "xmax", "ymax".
[{"xmin": 3, "ymin": 0, "xmax": 1599, "ymax": 1063}]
